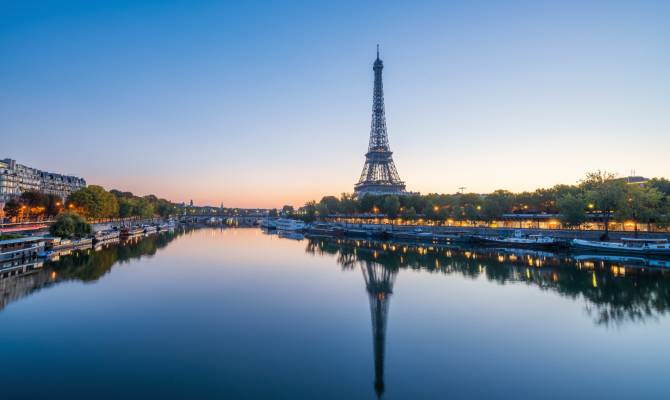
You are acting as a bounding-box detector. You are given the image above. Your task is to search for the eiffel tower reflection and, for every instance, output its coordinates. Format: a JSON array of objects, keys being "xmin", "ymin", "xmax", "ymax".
[{"xmin": 361, "ymin": 260, "xmax": 398, "ymax": 398}]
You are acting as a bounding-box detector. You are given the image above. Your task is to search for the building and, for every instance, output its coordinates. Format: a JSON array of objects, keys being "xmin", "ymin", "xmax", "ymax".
[
  {"xmin": 354, "ymin": 46, "xmax": 409, "ymax": 197},
  {"xmin": 0, "ymin": 158, "xmax": 86, "ymax": 211},
  {"xmin": 625, "ymin": 175, "xmax": 649, "ymax": 187}
]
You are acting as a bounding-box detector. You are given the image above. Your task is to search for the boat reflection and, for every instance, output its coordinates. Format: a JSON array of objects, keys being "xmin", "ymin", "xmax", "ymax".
[
  {"xmin": 305, "ymin": 237, "xmax": 670, "ymax": 327},
  {"xmin": 305, "ymin": 236, "xmax": 670, "ymax": 398},
  {"xmin": 0, "ymin": 227, "xmax": 188, "ymax": 312}
]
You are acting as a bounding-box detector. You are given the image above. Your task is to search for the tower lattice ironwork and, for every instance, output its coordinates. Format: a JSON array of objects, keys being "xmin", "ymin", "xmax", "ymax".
[
  {"xmin": 361, "ymin": 261, "xmax": 397, "ymax": 399},
  {"xmin": 354, "ymin": 46, "xmax": 406, "ymax": 197}
]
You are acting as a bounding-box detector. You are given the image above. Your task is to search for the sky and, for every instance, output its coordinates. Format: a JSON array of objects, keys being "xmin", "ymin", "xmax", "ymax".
[{"xmin": 1, "ymin": 0, "xmax": 669, "ymax": 208}]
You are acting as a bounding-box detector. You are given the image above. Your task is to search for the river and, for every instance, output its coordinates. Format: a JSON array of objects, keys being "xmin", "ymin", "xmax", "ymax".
[{"xmin": 1, "ymin": 227, "xmax": 669, "ymax": 399}]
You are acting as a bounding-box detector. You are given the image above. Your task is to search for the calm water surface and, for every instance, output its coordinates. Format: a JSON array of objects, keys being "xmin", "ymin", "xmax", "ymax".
[{"xmin": 1, "ymin": 227, "xmax": 669, "ymax": 399}]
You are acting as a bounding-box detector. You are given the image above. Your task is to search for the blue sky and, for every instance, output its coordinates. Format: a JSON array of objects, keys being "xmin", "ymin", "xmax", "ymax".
[{"xmin": 1, "ymin": 0, "xmax": 668, "ymax": 207}]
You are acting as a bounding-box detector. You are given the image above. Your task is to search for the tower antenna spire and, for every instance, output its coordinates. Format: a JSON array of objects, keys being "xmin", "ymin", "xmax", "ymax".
[{"xmin": 376, "ymin": 44, "xmax": 379, "ymax": 59}]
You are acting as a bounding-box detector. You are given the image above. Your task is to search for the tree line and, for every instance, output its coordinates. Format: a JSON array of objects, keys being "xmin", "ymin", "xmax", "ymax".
[
  {"xmin": 3, "ymin": 185, "xmax": 180, "ymax": 221},
  {"xmin": 296, "ymin": 172, "xmax": 670, "ymax": 234}
]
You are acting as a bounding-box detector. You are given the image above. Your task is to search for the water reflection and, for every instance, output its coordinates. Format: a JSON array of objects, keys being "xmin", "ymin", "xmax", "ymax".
[
  {"xmin": 306, "ymin": 237, "xmax": 670, "ymax": 327},
  {"xmin": 305, "ymin": 236, "xmax": 670, "ymax": 397},
  {"xmin": 0, "ymin": 228, "xmax": 188, "ymax": 312}
]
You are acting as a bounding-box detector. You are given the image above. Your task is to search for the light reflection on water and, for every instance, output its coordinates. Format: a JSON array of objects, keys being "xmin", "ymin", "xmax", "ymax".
[{"xmin": 0, "ymin": 227, "xmax": 669, "ymax": 399}]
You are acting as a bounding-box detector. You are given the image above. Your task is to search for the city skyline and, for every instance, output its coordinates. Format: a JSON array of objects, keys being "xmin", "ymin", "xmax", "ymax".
[{"xmin": 2, "ymin": 1, "xmax": 669, "ymax": 207}]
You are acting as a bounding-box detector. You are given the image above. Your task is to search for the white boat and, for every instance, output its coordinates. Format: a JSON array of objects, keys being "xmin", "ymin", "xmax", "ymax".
[
  {"xmin": 0, "ymin": 237, "xmax": 45, "ymax": 261},
  {"xmin": 572, "ymin": 238, "xmax": 670, "ymax": 256},
  {"xmin": 143, "ymin": 225, "xmax": 158, "ymax": 234},
  {"xmin": 260, "ymin": 218, "xmax": 278, "ymax": 230},
  {"xmin": 275, "ymin": 218, "xmax": 306, "ymax": 232},
  {"xmin": 120, "ymin": 226, "xmax": 144, "ymax": 237},
  {"xmin": 474, "ymin": 230, "xmax": 566, "ymax": 249},
  {"xmin": 94, "ymin": 230, "xmax": 120, "ymax": 243}
]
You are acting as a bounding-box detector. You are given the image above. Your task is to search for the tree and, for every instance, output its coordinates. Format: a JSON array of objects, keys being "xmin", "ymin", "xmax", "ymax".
[
  {"xmin": 339, "ymin": 193, "xmax": 357, "ymax": 215},
  {"xmin": 44, "ymin": 194, "xmax": 62, "ymax": 218},
  {"xmin": 67, "ymin": 185, "xmax": 119, "ymax": 219},
  {"xmin": 648, "ymin": 178, "xmax": 670, "ymax": 196},
  {"xmin": 402, "ymin": 206, "xmax": 417, "ymax": 220},
  {"xmin": 281, "ymin": 205, "xmax": 295, "ymax": 215},
  {"xmin": 3, "ymin": 199, "xmax": 21, "ymax": 220},
  {"xmin": 557, "ymin": 194, "xmax": 587, "ymax": 229},
  {"xmin": 583, "ymin": 171, "xmax": 626, "ymax": 240},
  {"xmin": 617, "ymin": 186, "xmax": 662, "ymax": 236},
  {"xmin": 301, "ymin": 201, "xmax": 318, "ymax": 222},
  {"xmin": 319, "ymin": 196, "xmax": 340, "ymax": 215},
  {"xmin": 482, "ymin": 190, "xmax": 513, "ymax": 222},
  {"xmin": 49, "ymin": 212, "xmax": 92, "ymax": 239},
  {"xmin": 463, "ymin": 204, "xmax": 479, "ymax": 225},
  {"xmin": 382, "ymin": 196, "xmax": 400, "ymax": 218},
  {"xmin": 358, "ymin": 194, "xmax": 380, "ymax": 213}
]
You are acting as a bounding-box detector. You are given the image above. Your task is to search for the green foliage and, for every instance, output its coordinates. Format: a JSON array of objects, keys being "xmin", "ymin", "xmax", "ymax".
[
  {"xmin": 557, "ymin": 194, "xmax": 587, "ymax": 228},
  {"xmin": 49, "ymin": 212, "xmax": 92, "ymax": 239},
  {"xmin": 67, "ymin": 185, "xmax": 119, "ymax": 218},
  {"xmin": 402, "ymin": 206, "xmax": 417, "ymax": 220},
  {"xmin": 482, "ymin": 190, "xmax": 514, "ymax": 221},
  {"xmin": 381, "ymin": 196, "xmax": 400, "ymax": 218},
  {"xmin": 617, "ymin": 185, "xmax": 662, "ymax": 228},
  {"xmin": 281, "ymin": 205, "xmax": 295, "ymax": 215},
  {"xmin": 584, "ymin": 171, "xmax": 627, "ymax": 237},
  {"xmin": 319, "ymin": 196, "xmax": 340, "ymax": 215},
  {"xmin": 296, "ymin": 171, "xmax": 670, "ymax": 231}
]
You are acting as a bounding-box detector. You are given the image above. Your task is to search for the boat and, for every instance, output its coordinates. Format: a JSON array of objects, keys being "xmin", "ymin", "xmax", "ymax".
[
  {"xmin": 93, "ymin": 229, "xmax": 120, "ymax": 243},
  {"xmin": 120, "ymin": 226, "xmax": 144, "ymax": 237},
  {"xmin": 275, "ymin": 218, "xmax": 306, "ymax": 232},
  {"xmin": 305, "ymin": 222, "xmax": 344, "ymax": 237},
  {"xmin": 72, "ymin": 237, "xmax": 93, "ymax": 250},
  {"xmin": 0, "ymin": 237, "xmax": 45, "ymax": 262},
  {"xmin": 38, "ymin": 249, "xmax": 56, "ymax": 259},
  {"xmin": 260, "ymin": 218, "xmax": 278, "ymax": 230},
  {"xmin": 571, "ymin": 237, "xmax": 670, "ymax": 257},
  {"xmin": 156, "ymin": 222, "xmax": 172, "ymax": 231},
  {"xmin": 472, "ymin": 230, "xmax": 566, "ymax": 249},
  {"xmin": 143, "ymin": 225, "xmax": 158, "ymax": 234}
]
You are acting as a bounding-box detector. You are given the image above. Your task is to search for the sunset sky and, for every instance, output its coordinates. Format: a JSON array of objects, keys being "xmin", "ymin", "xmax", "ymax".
[{"xmin": 2, "ymin": 1, "xmax": 668, "ymax": 208}]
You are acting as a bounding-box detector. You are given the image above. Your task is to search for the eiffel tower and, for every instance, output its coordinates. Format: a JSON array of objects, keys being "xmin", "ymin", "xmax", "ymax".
[
  {"xmin": 361, "ymin": 261, "xmax": 397, "ymax": 398},
  {"xmin": 354, "ymin": 46, "xmax": 407, "ymax": 197}
]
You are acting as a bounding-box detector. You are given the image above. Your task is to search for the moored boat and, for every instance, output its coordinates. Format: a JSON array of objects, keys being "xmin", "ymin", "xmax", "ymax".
[
  {"xmin": 472, "ymin": 230, "xmax": 566, "ymax": 249},
  {"xmin": 571, "ymin": 237, "xmax": 670, "ymax": 257},
  {"xmin": 143, "ymin": 225, "xmax": 158, "ymax": 234},
  {"xmin": 275, "ymin": 218, "xmax": 306, "ymax": 232},
  {"xmin": 305, "ymin": 222, "xmax": 344, "ymax": 237},
  {"xmin": 120, "ymin": 226, "xmax": 144, "ymax": 237},
  {"xmin": 93, "ymin": 229, "xmax": 120, "ymax": 243},
  {"xmin": 0, "ymin": 237, "xmax": 45, "ymax": 261},
  {"xmin": 260, "ymin": 218, "xmax": 278, "ymax": 230}
]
